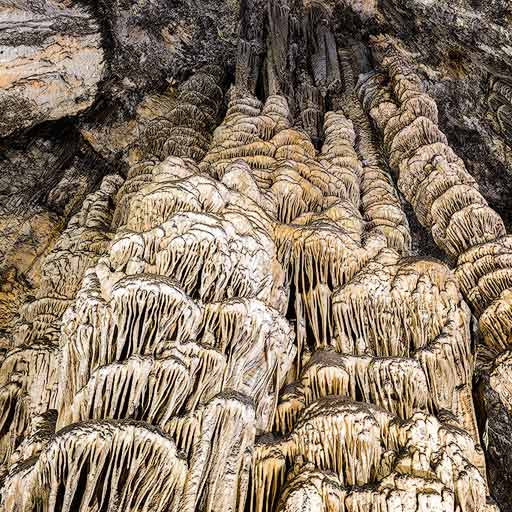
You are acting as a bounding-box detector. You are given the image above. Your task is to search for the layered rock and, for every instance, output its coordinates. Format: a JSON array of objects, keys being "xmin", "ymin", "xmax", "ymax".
[{"xmin": 0, "ymin": 0, "xmax": 104, "ymax": 137}]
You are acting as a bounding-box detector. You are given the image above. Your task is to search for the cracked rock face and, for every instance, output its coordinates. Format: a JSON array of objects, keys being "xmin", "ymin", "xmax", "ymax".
[
  {"xmin": 0, "ymin": 0, "xmax": 511, "ymax": 511},
  {"xmin": 0, "ymin": 0, "xmax": 104, "ymax": 137}
]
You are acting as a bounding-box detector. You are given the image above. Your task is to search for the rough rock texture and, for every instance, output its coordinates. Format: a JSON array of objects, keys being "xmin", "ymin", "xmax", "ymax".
[
  {"xmin": 0, "ymin": 0, "xmax": 511, "ymax": 511},
  {"xmin": 0, "ymin": 0, "xmax": 104, "ymax": 137},
  {"xmin": 0, "ymin": 126, "xmax": 111, "ymax": 350},
  {"xmin": 338, "ymin": 0, "xmax": 512, "ymax": 229},
  {"xmin": 95, "ymin": 0, "xmax": 238, "ymax": 99}
]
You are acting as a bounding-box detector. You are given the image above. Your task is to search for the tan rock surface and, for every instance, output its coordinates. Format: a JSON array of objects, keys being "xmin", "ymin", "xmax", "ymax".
[{"xmin": 0, "ymin": 0, "xmax": 104, "ymax": 136}]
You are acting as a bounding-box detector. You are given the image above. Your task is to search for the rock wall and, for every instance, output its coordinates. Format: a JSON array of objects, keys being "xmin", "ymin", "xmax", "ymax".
[{"xmin": 0, "ymin": 0, "xmax": 104, "ymax": 137}]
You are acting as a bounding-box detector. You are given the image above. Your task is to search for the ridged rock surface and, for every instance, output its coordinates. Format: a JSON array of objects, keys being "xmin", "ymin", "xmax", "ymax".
[{"xmin": 0, "ymin": 0, "xmax": 511, "ymax": 511}]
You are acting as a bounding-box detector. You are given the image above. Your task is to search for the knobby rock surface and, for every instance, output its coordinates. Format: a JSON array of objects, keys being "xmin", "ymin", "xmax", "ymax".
[{"xmin": 0, "ymin": 0, "xmax": 511, "ymax": 511}]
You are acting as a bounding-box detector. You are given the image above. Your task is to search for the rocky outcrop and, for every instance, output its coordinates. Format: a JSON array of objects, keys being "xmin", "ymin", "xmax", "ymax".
[{"xmin": 0, "ymin": 0, "xmax": 104, "ymax": 137}]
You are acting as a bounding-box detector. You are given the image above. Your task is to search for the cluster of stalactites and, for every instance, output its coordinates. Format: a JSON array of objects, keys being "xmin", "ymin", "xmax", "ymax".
[
  {"xmin": 138, "ymin": 66, "xmax": 224, "ymax": 163},
  {"xmin": 274, "ymin": 249, "xmax": 478, "ymax": 439},
  {"xmin": 56, "ymin": 268, "xmax": 294, "ymax": 429},
  {"xmin": 357, "ymin": 35, "xmax": 512, "ymax": 357},
  {"xmin": 456, "ymin": 237, "xmax": 512, "ymax": 354},
  {"xmin": 3, "ymin": 75, "xmax": 304, "ymax": 512},
  {"xmin": 200, "ymin": 91, "xmax": 366, "ymax": 219},
  {"xmin": 113, "ymin": 155, "xmax": 287, "ymax": 310},
  {"xmin": 234, "ymin": 0, "xmax": 341, "ymax": 141},
  {"xmin": 193, "ymin": 57, "xmax": 488, "ymax": 512},
  {"xmin": 0, "ymin": 116, "xmax": 298, "ymax": 512},
  {"xmin": 1, "ymin": 421, "xmax": 188, "ymax": 512},
  {"xmin": 274, "ymin": 349, "xmax": 429, "ymax": 432},
  {"xmin": 15, "ymin": 175, "xmax": 124, "ymax": 348},
  {"xmin": 0, "ymin": 392, "xmax": 260, "ymax": 512},
  {"xmin": 199, "ymin": 93, "xmax": 385, "ymax": 359},
  {"xmin": 0, "ymin": 175, "xmax": 123, "ymax": 472},
  {"xmin": 275, "ymin": 464, "xmax": 497, "ymax": 512},
  {"xmin": 358, "ymin": 36, "xmax": 505, "ymax": 260},
  {"xmin": 201, "ymin": 89, "xmax": 402, "ymax": 246},
  {"xmin": 341, "ymin": 91, "xmax": 411, "ymax": 255},
  {"xmin": 276, "ymin": 108, "xmax": 389, "ymax": 358},
  {"xmin": 56, "ymin": 155, "xmax": 295, "ymax": 435},
  {"xmin": 1, "ymin": 62, "xmax": 298, "ymax": 512},
  {"xmin": 110, "ymin": 165, "xmax": 281, "ymax": 308},
  {"xmin": 251, "ymin": 397, "xmax": 492, "ymax": 512},
  {"xmin": 167, "ymin": 391, "xmax": 257, "ymax": 512},
  {"xmin": 199, "ymin": 87, "xmax": 476, "ymax": 439}
]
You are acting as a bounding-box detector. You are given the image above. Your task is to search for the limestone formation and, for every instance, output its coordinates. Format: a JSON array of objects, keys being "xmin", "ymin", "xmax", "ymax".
[
  {"xmin": 357, "ymin": 34, "xmax": 512, "ymax": 383},
  {"xmin": 354, "ymin": 35, "xmax": 512, "ymax": 510},
  {"xmin": 1, "ymin": 1, "xmax": 510, "ymax": 511},
  {"xmin": 0, "ymin": 174, "xmax": 122, "ymax": 470},
  {"xmin": 253, "ymin": 399, "xmax": 491, "ymax": 512}
]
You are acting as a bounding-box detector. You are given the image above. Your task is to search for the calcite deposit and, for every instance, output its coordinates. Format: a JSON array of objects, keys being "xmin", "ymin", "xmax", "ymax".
[{"xmin": 1, "ymin": 0, "xmax": 511, "ymax": 510}]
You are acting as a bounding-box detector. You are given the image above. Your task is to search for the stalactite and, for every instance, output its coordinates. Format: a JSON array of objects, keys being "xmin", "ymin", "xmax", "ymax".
[
  {"xmin": 303, "ymin": 0, "xmax": 341, "ymax": 95},
  {"xmin": 140, "ymin": 66, "xmax": 224, "ymax": 162},
  {"xmin": 297, "ymin": 79, "xmax": 325, "ymax": 147},
  {"xmin": 265, "ymin": 0, "xmax": 291, "ymax": 97},
  {"xmin": 65, "ymin": 355, "xmax": 192, "ymax": 426},
  {"xmin": 358, "ymin": 34, "xmax": 512, "ymax": 389},
  {"xmin": 235, "ymin": 0, "xmax": 266, "ymax": 95},
  {"xmin": 169, "ymin": 392, "xmax": 256, "ymax": 512}
]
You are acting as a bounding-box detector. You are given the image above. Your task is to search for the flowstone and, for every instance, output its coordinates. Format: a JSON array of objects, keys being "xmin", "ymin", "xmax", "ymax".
[{"xmin": 0, "ymin": 1, "xmax": 508, "ymax": 511}]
